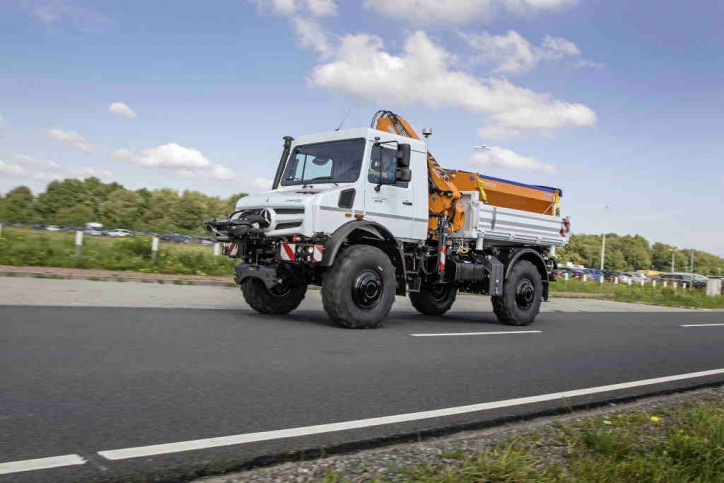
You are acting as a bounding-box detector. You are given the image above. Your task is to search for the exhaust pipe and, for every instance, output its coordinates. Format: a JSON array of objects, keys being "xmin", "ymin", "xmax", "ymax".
[{"xmin": 272, "ymin": 136, "xmax": 294, "ymax": 190}]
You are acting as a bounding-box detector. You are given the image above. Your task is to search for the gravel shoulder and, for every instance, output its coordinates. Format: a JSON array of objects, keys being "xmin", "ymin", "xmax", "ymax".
[{"xmin": 196, "ymin": 386, "xmax": 724, "ymax": 483}]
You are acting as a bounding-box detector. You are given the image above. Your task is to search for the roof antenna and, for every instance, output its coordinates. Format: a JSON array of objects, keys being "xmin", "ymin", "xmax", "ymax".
[{"xmin": 335, "ymin": 107, "xmax": 351, "ymax": 131}]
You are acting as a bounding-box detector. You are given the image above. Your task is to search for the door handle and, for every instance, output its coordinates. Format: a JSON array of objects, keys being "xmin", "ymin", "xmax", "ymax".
[{"xmin": 403, "ymin": 200, "xmax": 413, "ymax": 206}]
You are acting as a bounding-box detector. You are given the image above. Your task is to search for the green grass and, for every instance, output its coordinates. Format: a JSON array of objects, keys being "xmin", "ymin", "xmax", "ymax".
[
  {"xmin": 0, "ymin": 226, "xmax": 237, "ymax": 276},
  {"xmin": 551, "ymin": 278, "xmax": 724, "ymax": 308},
  {"xmin": 332, "ymin": 400, "xmax": 724, "ymax": 483}
]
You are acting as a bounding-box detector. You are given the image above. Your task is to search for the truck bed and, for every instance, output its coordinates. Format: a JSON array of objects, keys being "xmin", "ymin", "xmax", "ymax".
[{"xmin": 455, "ymin": 192, "xmax": 568, "ymax": 248}]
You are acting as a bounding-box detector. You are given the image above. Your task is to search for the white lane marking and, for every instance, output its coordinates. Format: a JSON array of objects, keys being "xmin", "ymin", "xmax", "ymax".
[
  {"xmin": 411, "ymin": 330, "xmax": 541, "ymax": 337},
  {"xmin": 681, "ymin": 323, "xmax": 724, "ymax": 327},
  {"xmin": 98, "ymin": 368, "xmax": 724, "ymax": 461},
  {"xmin": 0, "ymin": 454, "xmax": 86, "ymax": 475}
]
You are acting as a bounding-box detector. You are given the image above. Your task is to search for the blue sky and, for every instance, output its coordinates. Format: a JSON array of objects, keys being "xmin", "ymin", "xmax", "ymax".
[{"xmin": 1, "ymin": 0, "xmax": 722, "ymax": 255}]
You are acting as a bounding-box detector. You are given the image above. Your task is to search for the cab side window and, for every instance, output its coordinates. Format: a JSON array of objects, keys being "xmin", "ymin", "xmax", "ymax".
[{"xmin": 368, "ymin": 145, "xmax": 408, "ymax": 187}]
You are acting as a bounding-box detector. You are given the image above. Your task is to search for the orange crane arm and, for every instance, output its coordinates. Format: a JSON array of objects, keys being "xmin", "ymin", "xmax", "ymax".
[{"xmin": 371, "ymin": 111, "xmax": 464, "ymax": 235}]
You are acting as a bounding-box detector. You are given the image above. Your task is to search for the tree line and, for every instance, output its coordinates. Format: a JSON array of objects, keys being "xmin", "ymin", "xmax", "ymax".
[
  {"xmin": 2, "ymin": 177, "xmax": 722, "ymax": 275},
  {"xmin": 557, "ymin": 233, "xmax": 723, "ymax": 276},
  {"xmin": 0, "ymin": 178, "xmax": 245, "ymax": 234}
]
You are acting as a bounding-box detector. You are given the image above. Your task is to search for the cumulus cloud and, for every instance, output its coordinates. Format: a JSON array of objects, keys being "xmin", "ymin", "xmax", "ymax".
[
  {"xmin": 471, "ymin": 146, "xmax": 555, "ymax": 173},
  {"xmin": 310, "ymin": 31, "xmax": 596, "ymax": 138},
  {"xmin": 292, "ymin": 17, "xmax": 332, "ymax": 56},
  {"xmin": 462, "ymin": 30, "xmax": 592, "ymax": 74},
  {"xmin": 250, "ymin": 177, "xmax": 273, "ymax": 190},
  {"xmin": 108, "ymin": 102, "xmax": 137, "ymax": 119},
  {"xmin": 114, "ymin": 143, "xmax": 235, "ymax": 181},
  {"xmin": 251, "ymin": 0, "xmax": 336, "ymax": 56},
  {"xmin": 0, "ymin": 160, "xmax": 26, "ymax": 176},
  {"xmin": 364, "ymin": 0, "xmax": 576, "ymax": 25},
  {"xmin": 16, "ymin": 154, "xmax": 62, "ymax": 170},
  {"xmin": 47, "ymin": 129, "xmax": 95, "ymax": 154}
]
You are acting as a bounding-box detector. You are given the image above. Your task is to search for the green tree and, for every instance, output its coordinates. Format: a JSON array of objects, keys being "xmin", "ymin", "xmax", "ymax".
[
  {"xmin": 54, "ymin": 203, "xmax": 96, "ymax": 227},
  {"xmin": 0, "ymin": 186, "xmax": 37, "ymax": 223},
  {"xmin": 100, "ymin": 190, "xmax": 142, "ymax": 228},
  {"xmin": 35, "ymin": 179, "xmax": 91, "ymax": 223}
]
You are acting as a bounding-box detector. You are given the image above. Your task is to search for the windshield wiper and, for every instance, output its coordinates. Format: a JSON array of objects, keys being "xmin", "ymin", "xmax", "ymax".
[{"xmin": 310, "ymin": 176, "xmax": 339, "ymax": 186}]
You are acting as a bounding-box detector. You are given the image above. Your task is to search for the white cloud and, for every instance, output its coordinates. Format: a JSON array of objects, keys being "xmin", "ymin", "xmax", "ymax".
[
  {"xmin": 462, "ymin": 31, "xmax": 593, "ymax": 74},
  {"xmin": 471, "ymin": 146, "xmax": 555, "ymax": 172},
  {"xmin": 70, "ymin": 166, "xmax": 113, "ymax": 179},
  {"xmin": 115, "ymin": 143, "xmax": 235, "ymax": 181},
  {"xmin": 108, "ymin": 102, "xmax": 137, "ymax": 119},
  {"xmin": 251, "ymin": 0, "xmax": 336, "ymax": 17},
  {"xmin": 292, "ymin": 17, "xmax": 332, "ymax": 56},
  {"xmin": 364, "ymin": 0, "xmax": 576, "ymax": 26},
  {"xmin": 251, "ymin": 0, "xmax": 335, "ymax": 55},
  {"xmin": 0, "ymin": 160, "xmax": 26, "ymax": 176},
  {"xmin": 47, "ymin": 129, "xmax": 95, "ymax": 154},
  {"xmin": 16, "ymin": 154, "xmax": 62, "ymax": 170},
  {"xmin": 310, "ymin": 31, "xmax": 596, "ymax": 138},
  {"xmin": 306, "ymin": 0, "xmax": 337, "ymax": 16}
]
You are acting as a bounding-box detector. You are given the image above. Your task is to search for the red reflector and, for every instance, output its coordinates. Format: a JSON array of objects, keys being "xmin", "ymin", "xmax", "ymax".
[{"xmin": 292, "ymin": 235, "xmax": 302, "ymax": 242}]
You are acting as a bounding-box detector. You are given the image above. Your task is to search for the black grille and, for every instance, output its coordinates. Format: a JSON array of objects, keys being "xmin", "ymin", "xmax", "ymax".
[
  {"xmin": 274, "ymin": 208, "xmax": 305, "ymax": 215},
  {"xmin": 276, "ymin": 222, "xmax": 303, "ymax": 230},
  {"xmin": 338, "ymin": 188, "xmax": 355, "ymax": 209}
]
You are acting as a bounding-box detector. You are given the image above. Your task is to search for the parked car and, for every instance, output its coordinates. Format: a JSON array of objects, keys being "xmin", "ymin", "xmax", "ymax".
[
  {"xmin": 555, "ymin": 267, "xmax": 585, "ymax": 279},
  {"xmin": 583, "ymin": 268, "xmax": 604, "ymax": 282},
  {"xmin": 83, "ymin": 228, "xmax": 103, "ymax": 236},
  {"xmin": 658, "ymin": 273, "xmax": 707, "ymax": 289},
  {"xmin": 106, "ymin": 229, "xmax": 133, "ymax": 237},
  {"xmin": 44, "ymin": 225, "xmax": 61, "ymax": 232}
]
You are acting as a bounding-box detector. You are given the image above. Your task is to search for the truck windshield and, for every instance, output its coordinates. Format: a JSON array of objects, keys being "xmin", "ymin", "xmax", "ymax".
[{"xmin": 281, "ymin": 138, "xmax": 364, "ymax": 186}]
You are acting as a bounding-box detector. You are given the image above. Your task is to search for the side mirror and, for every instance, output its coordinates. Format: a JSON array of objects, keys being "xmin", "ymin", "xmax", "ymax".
[
  {"xmin": 397, "ymin": 143, "xmax": 411, "ymax": 168},
  {"xmin": 396, "ymin": 168, "xmax": 412, "ymax": 182}
]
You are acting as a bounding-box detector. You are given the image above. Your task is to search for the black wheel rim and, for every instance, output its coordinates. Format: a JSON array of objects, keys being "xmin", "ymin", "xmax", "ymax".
[
  {"xmin": 515, "ymin": 278, "xmax": 536, "ymax": 309},
  {"xmin": 430, "ymin": 285, "xmax": 449, "ymax": 301},
  {"xmin": 352, "ymin": 269, "xmax": 383, "ymax": 309},
  {"xmin": 270, "ymin": 283, "xmax": 293, "ymax": 298}
]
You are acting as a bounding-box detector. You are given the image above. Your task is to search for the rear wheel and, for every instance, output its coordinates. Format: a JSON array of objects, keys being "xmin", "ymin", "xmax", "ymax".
[
  {"xmin": 409, "ymin": 285, "xmax": 457, "ymax": 315},
  {"xmin": 492, "ymin": 260, "xmax": 542, "ymax": 326},
  {"xmin": 322, "ymin": 245, "xmax": 396, "ymax": 329},
  {"xmin": 241, "ymin": 278, "xmax": 306, "ymax": 315}
]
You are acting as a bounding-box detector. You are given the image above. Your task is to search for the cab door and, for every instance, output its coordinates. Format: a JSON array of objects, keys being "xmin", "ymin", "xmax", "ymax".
[{"xmin": 364, "ymin": 144, "xmax": 415, "ymax": 239}]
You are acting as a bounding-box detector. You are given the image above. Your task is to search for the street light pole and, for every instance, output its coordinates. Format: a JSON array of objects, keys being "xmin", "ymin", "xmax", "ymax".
[
  {"xmin": 600, "ymin": 204, "xmax": 610, "ymax": 270},
  {"xmin": 670, "ymin": 249, "xmax": 676, "ymax": 272}
]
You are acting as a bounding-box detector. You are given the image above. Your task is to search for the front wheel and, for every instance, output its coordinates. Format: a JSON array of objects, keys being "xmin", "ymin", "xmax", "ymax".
[
  {"xmin": 409, "ymin": 285, "xmax": 457, "ymax": 315},
  {"xmin": 322, "ymin": 245, "xmax": 396, "ymax": 329},
  {"xmin": 241, "ymin": 278, "xmax": 306, "ymax": 315},
  {"xmin": 492, "ymin": 260, "xmax": 542, "ymax": 326}
]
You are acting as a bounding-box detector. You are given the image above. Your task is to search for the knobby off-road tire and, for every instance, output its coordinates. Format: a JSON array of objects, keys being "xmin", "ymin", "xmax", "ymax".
[
  {"xmin": 492, "ymin": 260, "xmax": 542, "ymax": 326},
  {"xmin": 241, "ymin": 278, "xmax": 306, "ymax": 315},
  {"xmin": 409, "ymin": 285, "xmax": 457, "ymax": 316},
  {"xmin": 322, "ymin": 245, "xmax": 396, "ymax": 329}
]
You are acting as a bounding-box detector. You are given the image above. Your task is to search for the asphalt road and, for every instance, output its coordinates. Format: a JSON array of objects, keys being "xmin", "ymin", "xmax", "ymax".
[{"xmin": 1, "ymin": 282, "xmax": 723, "ymax": 482}]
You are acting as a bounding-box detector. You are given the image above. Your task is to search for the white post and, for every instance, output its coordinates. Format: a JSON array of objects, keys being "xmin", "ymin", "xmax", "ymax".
[
  {"xmin": 0, "ymin": 223, "xmax": 3, "ymax": 237},
  {"xmin": 663, "ymin": 280, "xmax": 667, "ymax": 288},
  {"xmin": 152, "ymin": 236, "xmax": 159, "ymax": 263},
  {"xmin": 673, "ymin": 281, "xmax": 677, "ymax": 289},
  {"xmin": 640, "ymin": 279, "xmax": 644, "ymax": 288},
  {"xmin": 600, "ymin": 275, "xmax": 604, "ymax": 285},
  {"xmin": 652, "ymin": 280, "xmax": 657, "ymax": 289},
  {"xmin": 213, "ymin": 242, "xmax": 221, "ymax": 256},
  {"xmin": 628, "ymin": 278, "xmax": 632, "ymax": 287},
  {"xmin": 564, "ymin": 272, "xmax": 569, "ymax": 281},
  {"xmin": 75, "ymin": 230, "xmax": 83, "ymax": 258},
  {"xmin": 583, "ymin": 274, "xmax": 588, "ymax": 282},
  {"xmin": 614, "ymin": 277, "xmax": 619, "ymax": 284}
]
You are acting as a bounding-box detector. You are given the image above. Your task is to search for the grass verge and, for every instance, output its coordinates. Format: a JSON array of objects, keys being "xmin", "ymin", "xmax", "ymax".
[
  {"xmin": 551, "ymin": 279, "xmax": 723, "ymax": 309},
  {"xmin": 0, "ymin": 226, "xmax": 236, "ymax": 276},
  {"xmin": 323, "ymin": 398, "xmax": 724, "ymax": 483}
]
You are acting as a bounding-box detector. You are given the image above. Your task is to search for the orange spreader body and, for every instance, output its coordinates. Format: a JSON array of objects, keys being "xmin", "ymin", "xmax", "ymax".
[{"xmin": 447, "ymin": 170, "xmax": 560, "ymax": 216}]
